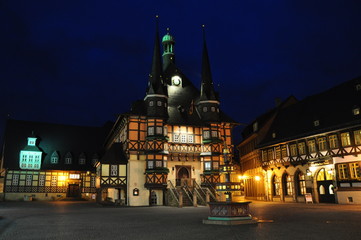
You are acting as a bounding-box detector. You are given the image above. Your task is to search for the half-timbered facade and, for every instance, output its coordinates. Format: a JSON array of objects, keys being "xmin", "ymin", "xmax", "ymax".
[
  {"xmin": 256, "ymin": 77, "xmax": 361, "ymax": 204},
  {"xmin": 0, "ymin": 119, "xmax": 109, "ymax": 201},
  {"xmin": 99, "ymin": 27, "xmax": 237, "ymax": 206}
]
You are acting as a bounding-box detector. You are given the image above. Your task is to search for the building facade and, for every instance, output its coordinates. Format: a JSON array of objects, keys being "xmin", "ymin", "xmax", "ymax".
[{"xmin": 240, "ymin": 77, "xmax": 361, "ymax": 204}]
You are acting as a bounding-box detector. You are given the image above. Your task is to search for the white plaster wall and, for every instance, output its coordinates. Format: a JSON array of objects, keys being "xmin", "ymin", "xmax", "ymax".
[
  {"xmin": 337, "ymin": 191, "xmax": 361, "ymax": 204},
  {"xmin": 127, "ymin": 157, "xmax": 148, "ymax": 206}
]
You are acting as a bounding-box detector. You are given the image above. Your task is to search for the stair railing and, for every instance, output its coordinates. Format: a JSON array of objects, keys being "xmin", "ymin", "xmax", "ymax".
[{"xmin": 167, "ymin": 180, "xmax": 179, "ymax": 205}]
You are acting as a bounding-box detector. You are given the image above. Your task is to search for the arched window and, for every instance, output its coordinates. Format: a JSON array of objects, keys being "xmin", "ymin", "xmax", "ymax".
[
  {"xmin": 79, "ymin": 152, "xmax": 86, "ymax": 165},
  {"xmin": 65, "ymin": 152, "xmax": 72, "ymax": 164},
  {"xmin": 50, "ymin": 151, "xmax": 59, "ymax": 164},
  {"xmin": 273, "ymin": 175, "xmax": 280, "ymax": 196},
  {"xmin": 295, "ymin": 171, "xmax": 306, "ymax": 196},
  {"xmin": 282, "ymin": 173, "xmax": 293, "ymax": 196}
]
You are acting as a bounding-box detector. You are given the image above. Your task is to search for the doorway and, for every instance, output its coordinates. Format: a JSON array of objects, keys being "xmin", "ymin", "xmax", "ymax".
[
  {"xmin": 176, "ymin": 166, "xmax": 191, "ymax": 186},
  {"xmin": 316, "ymin": 168, "xmax": 335, "ymax": 203},
  {"xmin": 67, "ymin": 184, "xmax": 80, "ymax": 197}
]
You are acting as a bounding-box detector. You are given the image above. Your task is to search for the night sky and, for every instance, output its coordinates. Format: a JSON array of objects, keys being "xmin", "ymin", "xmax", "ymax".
[{"xmin": 1, "ymin": 1, "xmax": 361, "ymax": 143}]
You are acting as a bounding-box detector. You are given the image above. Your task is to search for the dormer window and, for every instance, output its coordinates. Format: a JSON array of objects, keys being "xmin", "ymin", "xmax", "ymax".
[
  {"xmin": 272, "ymin": 132, "xmax": 276, "ymax": 138},
  {"xmin": 28, "ymin": 137, "xmax": 37, "ymax": 146},
  {"xmin": 65, "ymin": 152, "xmax": 72, "ymax": 164},
  {"xmin": 353, "ymin": 107, "xmax": 360, "ymax": 116},
  {"xmin": 211, "ymin": 107, "xmax": 216, "ymax": 112},
  {"xmin": 50, "ymin": 151, "xmax": 59, "ymax": 164},
  {"xmin": 79, "ymin": 152, "xmax": 86, "ymax": 165},
  {"xmin": 92, "ymin": 153, "xmax": 99, "ymax": 166},
  {"xmin": 171, "ymin": 75, "xmax": 182, "ymax": 86},
  {"xmin": 356, "ymin": 84, "xmax": 361, "ymax": 91},
  {"xmin": 203, "ymin": 107, "xmax": 207, "ymax": 112},
  {"xmin": 253, "ymin": 122, "xmax": 258, "ymax": 132},
  {"xmin": 314, "ymin": 120, "xmax": 320, "ymax": 126},
  {"xmin": 157, "ymin": 101, "xmax": 162, "ymax": 106},
  {"xmin": 149, "ymin": 101, "xmax": 154, "ymax": 106}
]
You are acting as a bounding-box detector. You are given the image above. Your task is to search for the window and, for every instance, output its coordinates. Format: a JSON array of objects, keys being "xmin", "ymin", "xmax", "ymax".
[
  {"xmin": 272, "ymin": 132, "xmax": 276, "ymax": 138},
  {"xmin": 329, "ymin": 135, "xmax": 338, "ymax": 149},
  {"xmin": 39, "ymin": 175, "xmax": 45, "ymax": 186},
  {"xmin": 25, "ymin": 175, "xmax": 32, "ymax": 186},
  {"xmin": 69, "ymin": 174, "xmax": 80, "ymax": 179},
  {"xmin": 157, "ymin": 101, "xmax": 162, "ymax": 106},
  {"xmin": 181, "ymin": 135, "xmax": 187, "ymax": 143},
  {"xmin": 290, "ymin": 144, "xmax": 297, "ymax": 156},
  {"xmin": 147, "ymin": 161, "xmax": 154, "ymax": 169},
  {"xmin": 156, "ymin": 161, "xmax": 162, "ymax": 168},
  {"xmin": 149, "ymin": 101, "xmax": 154, "ymax": 106},
  {"xmin": 156, "ymin": 127, "xmax": 163, "ymax": 135},
  {"xmin": 211, "ymin": 106, "xmax": 216, "ymax": 112},
  {"xmin": 188, "ymin": 135, "xmax": 194, "ymax": 143},
  {"xmin": 353, "ymin": 107, "xmax": 360, "ymax": 116},
  {"xmin": 110, "ymin": 165, "xmax": 118, "ymax": 176},
  {"xmin": 318, "ymin": 137, "xmax": 327, "ymax": 151},
  {"xmin": 91, "ymin": 176, "xmax": 96, "ymax": 188},
  {"xmin": 203, "ymin": 107, "xmax": 207, "ymax": 112},
  {"xmin": 51, "ymin": 176, "xmax": 57, "ymax": 186},
  {"xmin": 350, "ymin": 162, "xmax": 360, "ymax": 179},
  {"xmin": 297, "ymin": 172, "xmax": 306, "ymax": 195},
  {"xmin": 51, "ymin": 151, "xmax": 59, "ymax": 164},
  {"xmin": 314, "ymin": 120, "xmax": 320, "ymax": 126},
  {"xmin": 275, "ymin": 146, "xmax": 281, "ymax": 159},
  {"xmin": 204, "ymin": 162, "xmax": 211, "ymax": 171},
  {"xmin": 12, "ymin": 174, "xmax": 19, "ymax": 185},
  {"xmin": 283, "ymin": 174, "xmax": 293, "ymax": 196},
  {"xmin": 213, "ymin": 162, "xmax": 219, "ymax": 170},
  {"xmin": 273, "ymin": 175, "xmax": 280, "ymax": 196},
  {"xmin": 79, "ymin": 153, "xmax": 86, "ymax": 165},
  {"xmin": 308, "ymin": 140, "xmax": 316, "ymax": 153},
  {"xmin": 203, "ymin": 131, "xmax": 210, "ymax": 139},
  {"xmin": 338, "ymin": 164, "xmax": 348, "ymax": 180},
  {"xmin": 298, "ymin": 142, "xmax": 306, "ymax": 155},
  {"xmin": 354, "ymin": 130, "xmax": 361, "ymax": 145},
  {"xmin": 65, "ymin": 152, "xmax": 72, "ymax": 164},
  {"xmin": 253, "ymin": 122, "xmax": 258, "ymax": 132},
  {"xmin": 341, "ymin": 132, "xmax": 351, "ymax": 146},
  {"xmin": 148, "ymin": 127, "xmax": 154, "ymax": 136},
  {"xmin": 173, "ymin": 134, "xmax": 180, "ymax": 142},
  {"xmin": 281, "ymin": 145, "xmax": 288, "ymax": 157},
  {"xmin": 267, "ymin": 149, "xmax": 274, "ymax": 160},
  {"xmin": 164, "ymin": 126, "xmax": 168, "ymax": 136},
  {"xmin": 211, "ymin": 131, "xmax": 218, "ymax": 138},
  {"xmin": 262, "ymin": 150, "xmax": 268, "ymax": 161}
]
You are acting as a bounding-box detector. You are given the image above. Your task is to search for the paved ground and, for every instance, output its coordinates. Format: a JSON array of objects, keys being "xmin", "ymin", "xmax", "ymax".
[{"xmin": 0, "ymin": 201, "xmax": 361, "ymax": 240}]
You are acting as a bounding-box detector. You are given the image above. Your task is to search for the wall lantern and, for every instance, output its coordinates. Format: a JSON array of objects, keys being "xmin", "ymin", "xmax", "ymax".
[
  {"xmin": 255, "ymin": 175, "xmax": 261, "ymax": 181},
  {"xmin": 133, "ymin": 188, "xmax": 139, "ymax": 196},
  {"xmin": 306, "ymin": 169, "xmax": 312, "ymax": 176}
]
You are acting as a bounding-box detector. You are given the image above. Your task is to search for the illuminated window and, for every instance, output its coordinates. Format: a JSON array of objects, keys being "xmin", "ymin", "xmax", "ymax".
[
  {"xmin": 275, "ymin": 146, "xmax": 281, "ymax": 159},
  {"xmin": 267, "ymin": 149, "xmax": 274, "ymax": 160},
  {"xmin": 298, "ymin": 142, "xmax": 306, "ymax": 155},
  {"xmin": 354, "ymin": 130, "xmax": 361, "ymax": 145},
  {"xmin": 337, "ymin": 164, "xmax": 348, "ymax": 180},
  {"xmin": 273, "ymin": 175, "xmax": 280, "ymax": 196},
  {"xmin": 188, "ymin": 135, "xmax": 194, "ymax": 143},
  {"xmin": 156, "ymin": 127, "xmax": 163, "ymax": 135},
  {"xmin": 25, "ymin": 175, "xmax": 32, "ymax": 186},
  {"xmin": 12, "ymin": 174, "xmax": 19, "ymax": 185},
  {"xmin": 308, "ymin": 140, "xmax": 316, "ymax": 153},
  {"xmin": 204, "ymin": 162, "xmax": 211, "ymax": 171},
  {"xmin": 203, "ymin": 131, "xmax": 210, "ymax": 139},
  {"xmin": 341, "ymin": 132, "xmax": 351, "ymax": 146},
  {"xmin": 69, "ymin": 174, "xmax": 80, "ymax": 179},
  {"xmin": 262, "ymin": 150, "xmax": 268, "ymax": 161},
  {"xmin": 318, "ymin": 137, "xmax": 327, "ymax": 151},
  {"xmin": 174, "ymin": 134, "xmax": 180, "ymax": 142},
  {"xmin": 213, "ymin": 162, "xmax": 219, "ymax": 170},
  {"xmin": 329, "ymin": 135, "xmax": 338, "ymax": 148},
  {"xmin": 148, "ymin": 161, "xmax": 154, "ymax": 169},
  {"xmin": 156, "ymin": 161, "xmax": 162, "ymax": 168},
  {"xmin": 164, "ymin": 126, "xmax": 168, "ymax": 136},
  {"xmin": 180, "ymin": 135, "xmax": 187, "ymax": 143},
  {"xmin": 110, "ymin": 165, "xmax": 118, "ymax": 176},
  {"xmin": 51, "ymin": 151, "xmax": 59, "ymax": 164},
  {"xmin": 39, "ymin": 175, "xmax": 45, "ymax": 186},
  {"xmin": 51, "ymin": 176, "xmax": 57, "ymax": 186},
  {"xmin": 65, "ymin": 152, "xmax": 72, "ymax": 164},
  {"xmin": 211, "ymin": 131, "xmax": 218, "ymax": 138},
  {"xmin": 148, "ymin": 127, "xmax": 154, "ymax": 136},
  {"xmin": 290, "ymin": 144, "xmax": 297, "ymax": 156},
  {"xmin": 297, "ymin": 172, "xmax": 306, "ymax": 195},
  {"xmin": 353, "ymin": 107, "xmax": 360, "ymax": 115},
  {"xmin": 281, "ymin": 145, "xmax": 288, "ymax": 157},
  {"xmin": 91, "ymin": 176, "xmax": 96, "ymax": 187},
  {"xmin": 283, "ymin": 174, "xmax": 293, "ymax": 196},
  {"xmin": 350, "ymin": 162, "xmax": 360, "ymax": 179},
  {"xmin": 253, "ymin": 122, "xmax": 258, "ymax": 132},
  {"xmin": 314, "ymin": 120, "xmax": 320, "ymax": 126}
]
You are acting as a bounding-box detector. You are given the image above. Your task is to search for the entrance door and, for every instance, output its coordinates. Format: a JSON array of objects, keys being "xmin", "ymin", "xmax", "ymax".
[
  {"xmin": 316, "ymin": 168, "xmax": 335, "ymax": 203},
  {"xmin": 150, "ymin": 191, "xmax": 157, "ymax": 206},
  {"xmin": 176, "ymin": 166, "xmax": 190, "ymax": 186},
  {"xmin": 67, "ymin": 184, "xmax": 80, "ymax": 197}
]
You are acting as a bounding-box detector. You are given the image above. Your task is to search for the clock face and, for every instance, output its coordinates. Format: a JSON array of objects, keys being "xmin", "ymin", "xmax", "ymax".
[{"xmin": 172, "ymin": 76, "xmax": 181, "ymax": 86}]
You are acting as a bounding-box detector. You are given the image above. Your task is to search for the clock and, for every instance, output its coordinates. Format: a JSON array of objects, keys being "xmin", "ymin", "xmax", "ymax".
[{"xmin": 172, "ymin": 76, "xmax": 181, "ymax": 86}]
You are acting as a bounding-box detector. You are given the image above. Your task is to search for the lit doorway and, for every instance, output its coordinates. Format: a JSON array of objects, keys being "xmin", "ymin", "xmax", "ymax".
[{"xmin": 316, "ymin": 168, "xmax": 335, "ymax": 203}]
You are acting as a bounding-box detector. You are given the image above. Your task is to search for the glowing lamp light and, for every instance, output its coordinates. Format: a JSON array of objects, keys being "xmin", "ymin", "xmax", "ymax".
[
  {"xmin": 58, "ymin": 176, "xmax": 67, "ymax": 181},
  {"xmin": 255, "ymin": 176, "xmax": 261, "ymax": 181},
  {"xmin": 133, "ymin": 188, "xmax": 139, "ymax": 196}
]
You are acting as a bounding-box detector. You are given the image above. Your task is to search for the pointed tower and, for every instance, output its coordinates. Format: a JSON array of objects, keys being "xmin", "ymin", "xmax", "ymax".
[
  {"xmin": 197, "ymin": 26, "xmax": 220, "ymax": 122},
  {"xmin": 145, "ymin": 16, "xmax": 168, "ymax": 119},
  {"xmin": 162, "ymin": 28, "xmax": 175, "ymax": 71}
]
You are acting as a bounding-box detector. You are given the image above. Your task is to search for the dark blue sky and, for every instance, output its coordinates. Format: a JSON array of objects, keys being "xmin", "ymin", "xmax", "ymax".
[{"xmin": 1, "ymin": 0, "xmax": 361, "ymax": 142}]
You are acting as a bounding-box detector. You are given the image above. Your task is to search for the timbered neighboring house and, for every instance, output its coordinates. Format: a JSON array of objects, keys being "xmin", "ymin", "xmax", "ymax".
[
  {"xmin": 98, "ymin": 27, "xmax": 238, "ymax": 206},
  {"xmin": 0, "ymin": 119, "xmax": 109, "ymax": 201},
  {"xmin": 253, "ymin": 77, "xmax": 361, "ymax": 204},
  {"xmin": 237, "ymin": 96, "xmax": 297, "ymax": 200}
]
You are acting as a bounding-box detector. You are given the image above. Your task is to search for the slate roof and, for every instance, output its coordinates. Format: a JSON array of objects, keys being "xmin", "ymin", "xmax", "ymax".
[
  {"xmin": 100, "ymin": 142, "xmax": 128, "ymax": 164},
  {"xmin": 2, "ymin": 119, "xmax": 111, "ymax": 171},
  {"xmin": 258, "ymin": 77, "xmax": 361, "ymax": 147}
]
